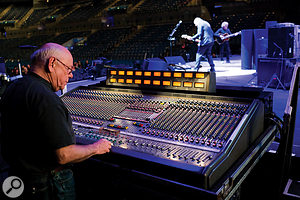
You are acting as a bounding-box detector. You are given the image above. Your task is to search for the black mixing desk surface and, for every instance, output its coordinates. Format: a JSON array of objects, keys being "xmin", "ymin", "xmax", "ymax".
[{"xmin": 61, "ymin": 85, "xmax": 265, "ymax": 189}]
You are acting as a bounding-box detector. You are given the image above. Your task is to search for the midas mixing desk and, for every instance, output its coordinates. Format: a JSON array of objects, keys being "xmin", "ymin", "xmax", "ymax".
[{"xmin": 61, "ymin": 69, "xmax": 278, "ymax": 199}]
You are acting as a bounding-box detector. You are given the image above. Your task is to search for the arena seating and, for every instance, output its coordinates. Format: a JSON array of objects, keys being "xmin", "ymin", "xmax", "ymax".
[{"xmin": 0, "ymin": 0, "xmax": 280, "ymax": 77}]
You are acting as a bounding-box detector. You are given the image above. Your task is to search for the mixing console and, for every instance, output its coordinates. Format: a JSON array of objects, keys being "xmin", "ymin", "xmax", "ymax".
[{"xmin": 61, "ymin": 86, "xmax": 264, "ymax": 189}]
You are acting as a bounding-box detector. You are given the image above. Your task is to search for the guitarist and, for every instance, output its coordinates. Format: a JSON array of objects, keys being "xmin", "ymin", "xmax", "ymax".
[
  {"xmin": 186, "ymin": 17, "xmax": 215, "ymax": 72},
  {"xmin": 214, "ymin": 21, "xmax": 232, "ymax": 63}
]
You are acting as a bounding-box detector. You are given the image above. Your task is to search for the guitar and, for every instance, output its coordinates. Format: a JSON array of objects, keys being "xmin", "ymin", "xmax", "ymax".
[
  {"xmin": 215, "ymin": 31, "xmax": 241, "ymax": 44},
  {"xmin": 181, "ymin": 34, "xmax": 200, "ymax": 46}
]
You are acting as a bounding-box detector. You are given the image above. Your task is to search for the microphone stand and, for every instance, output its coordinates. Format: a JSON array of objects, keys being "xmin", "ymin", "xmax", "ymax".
[{"xmin": 168, "ymin": 21, "xmax": 182, "ymax": 57}]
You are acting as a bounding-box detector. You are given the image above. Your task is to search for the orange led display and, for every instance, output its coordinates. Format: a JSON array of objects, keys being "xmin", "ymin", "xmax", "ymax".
[
  {"xmin": 184, "ymin": 73, "xmax": 193, "ymax": 78},
  {"xmin": 126, "ymin": 79, "xmax": 133, "ymax": 84},
  {"xmin": 195, "ymin": 82, "xmax": 204, "ymax": 88},
  {"xmin": 174, "ymin": 72, "xmax": 182, "ymax": 78},
  {"xmin": 163, "ymin": 81, "xmax": 171, "ymax": 86},
  {"xmin": 144, "ymin": 80, "xmax": 151, "ymax": 85},
  {"xmin": 196, "ymin": 73, "xmax": 205, "ymax": 79},
  {"xmin": 110, "ymin": 71, "xmax": 117, "ymax": 75},
  {"xmin": 135, "ymin": 71, "xmax": 142, "ymax": 76},
  {"xmin": 118, "ymin": 71, "xmax": 125, "ymax": 75},
  {"xmin": 118, "ymin": 79, "xmax": 125, "ymax": 83},
  {"xmin": 153, "ymin": 80, "xmax": 161, "ymax": 85},
  {"xmin": 144, "ymin": 71, "xmax": 151, "ymax": 76},
  {"xmin": 163, "ymin": 72, "xmax": 171, "ymax": 77},
  {"xmin": 183, "ymin": 82, "xmax": 193, "ymax": 87},
  {"xmin": 154, "ymin": 72, "xmax": 161, "ymax": 77},
  {"xmin": 135, "ymin": 79, "xmax": 142, "ymax": 84},
  {"xmin": 110, "ymin": 78, "xmax": 116, "ymax": 83},
  {"xmin": 127, "ymin": 71, "xmax": 134, "ymax": 76},
  {"xmin": 173, "ymin": 81, "xmax": 181, "ymax": 87}
]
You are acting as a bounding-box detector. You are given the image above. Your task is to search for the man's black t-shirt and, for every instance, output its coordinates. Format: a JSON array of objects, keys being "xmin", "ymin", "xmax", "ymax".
[{"xmin": 0, "ymin": 72, "xmax": 75, "ymax": 174}]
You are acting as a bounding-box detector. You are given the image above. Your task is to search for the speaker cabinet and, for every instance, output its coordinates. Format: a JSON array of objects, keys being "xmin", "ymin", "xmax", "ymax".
[
  {"xmin": 164, "ymin": 56, "xmax": 186, "ymax": 65},
  {"xmin": 253, "ymin": 29, "xmax": 268, "ymax": 69},
  {"xmin": 268, "ymin": 27, "xmax": 294, "ymax": 58},
  {"xmin": 241, "ymin": 29, "xmax": 254, "ymax": 69},
  {"xmin": 142, "ymin": 58, "xmax": 168, "ymax": 71},
  {"xmin": 257, "ymin": 58, "xmax": 295, "ymax": 88}
]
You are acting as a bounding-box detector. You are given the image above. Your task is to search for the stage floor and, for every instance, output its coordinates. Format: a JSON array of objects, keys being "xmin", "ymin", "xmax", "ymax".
[{"xmin": 65, "ymin": 55, "xmax": 300, "ymax": 157}]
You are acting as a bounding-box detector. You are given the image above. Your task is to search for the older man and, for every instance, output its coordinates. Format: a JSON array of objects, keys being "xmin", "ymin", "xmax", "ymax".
[
  {"xmin": 0, "ymin": 43, "xmax": 111, "ymax": 200},
  {"xmin": 214, "ymin": 21, "xmax": 232, "ymax": 63},
  {"xmin": 185, "ymin": 17, "xmax": 215, "ymax": 72}
]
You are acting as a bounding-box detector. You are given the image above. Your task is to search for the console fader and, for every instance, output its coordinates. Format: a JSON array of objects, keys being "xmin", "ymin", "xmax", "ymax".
[{"xmin": 61, "ymin": 76, "xmax": 264, "ymax": 189}]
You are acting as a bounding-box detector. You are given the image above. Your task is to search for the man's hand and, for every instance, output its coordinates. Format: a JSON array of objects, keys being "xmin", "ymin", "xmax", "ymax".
[
  {"xmin": 56, "ymin": 139, "xmax": 112, "ymax": 164},
  {"xmin": 93, "ymin": 139, "xmax": 112, "ymax": 154}
]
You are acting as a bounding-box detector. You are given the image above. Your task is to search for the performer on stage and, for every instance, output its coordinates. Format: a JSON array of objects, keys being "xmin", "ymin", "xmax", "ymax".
[
  {"xmin": 214, "ymin": 21, "xmax": 232, "ymax": 63},
  {"xmin": 182, "ymin": 17, "xmax": 215, "ymax": 71},
  {"xmin": 190, "ymin": 17, "xmax": 215, "ymax": 72}
]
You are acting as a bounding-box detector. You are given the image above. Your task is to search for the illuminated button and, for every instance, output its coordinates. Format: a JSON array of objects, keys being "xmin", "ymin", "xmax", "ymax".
[
  {"xmin": 135, "ymin": 71, "xmax": 142, "ymax": 76},
  {"xmin": 190, "ymin": 137, "xmax": 194, "ymax": 143},
  {"xmin": 118, "ymin": 71, "xmax": 125, "ymax": 75},
  {"xmin": 163, "ymin": 81, "xmax": 171, "ymax": 86},
  {"xmin": 173, "ymin": 72, "xmax": 182, "ymax": 78},
  {"xmin": 154, "ymin": 72, "xmax": 161, "ymax": 76},
  {"xmin": 144, "ymin": 80, "xmax": 151, "ymax": 85},
  {"xmin": 218, "ymin": 142, "xmax": 223, "ymax": 148},
  {"xmin": 183, "ymin": 82, "xmax": 193, "ymax": 87},
  {"xmin": 172, "ymin": 81, "xmax": 181, "ymax": 87},
  {"xmin": 126, "ymin": 79, "xmax": 133, "ymax": 84},
  {"xmin": 135, "ymin": 79, "xmax": 142, "ymax": 84},
  {"xmin": 110, "ymin": 71, "xmax": 117, "ymax": 75},
  {"xmin": 110, "ymin": 78, "xmax": 116, "ymax": 83},
  {"xmin": 163, "ymin": 72, "xmax": 171, "ymax": 77},
  {"xmin": 196, "ymin": 73, "xmax": 205, "ymax": 79},
  {"xmin": 153, "ymin": 80, "xmax": 161, "ymax": 85},
  {"xmin": 195, "ymin": 82, "xmax": 204, "ymax": 88},
  {"xmin": 118, "ymin": 79, "xmax": 125, "ymax": 83},
  {"xmin": 184, "ymin": 137, "xmax": 189, "ymax": 142},
  {"xmin": 184, "ymin": 72, "xmax": 193, "ymax": 78},
  {"xmin": 127, "ymin": 71, "xmax": 133, "ymax": 75},
  {"xmin": 144, "ymin": 71, "xmax": 151, "ymax": 76}
]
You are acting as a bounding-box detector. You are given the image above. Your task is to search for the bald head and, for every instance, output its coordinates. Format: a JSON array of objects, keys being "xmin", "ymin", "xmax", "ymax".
[
  {"xmin": 31, "ymin": 43, "xmax": 72, "ymax": 69},
  {"xmin": 29, "ymin": 43, "xmax": 74, "ymax": 92}
]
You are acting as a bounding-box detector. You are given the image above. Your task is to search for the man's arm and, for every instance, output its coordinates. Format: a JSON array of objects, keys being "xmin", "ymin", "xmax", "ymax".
[
  {"xmin": 214, "ymin": 28, "xmax": 222, "ymax": 37},
  {"xmin": 56, "ymin": 139, "xmax": 112, "ymax": 165},
  {"xmin": 192, "ymin": 25, "xmax": 202, "ymax": 40}
]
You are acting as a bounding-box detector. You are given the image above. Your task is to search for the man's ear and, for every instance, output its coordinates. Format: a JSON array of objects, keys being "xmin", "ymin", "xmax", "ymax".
[{"xmin": 46, "ymin": 57, "xmax": 56, "ymax": 73}]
